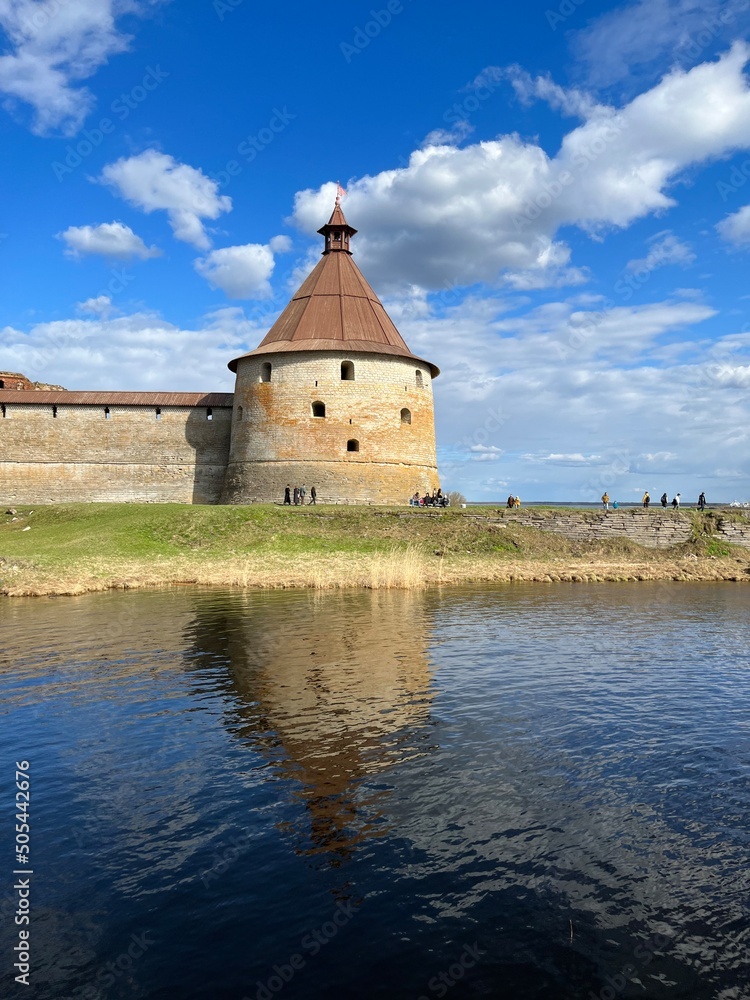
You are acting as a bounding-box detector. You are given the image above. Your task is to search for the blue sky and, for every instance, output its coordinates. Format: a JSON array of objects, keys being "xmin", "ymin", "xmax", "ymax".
[{"xmin": 2, "ymin": 0, "xmax": 750, "ymax": 501}]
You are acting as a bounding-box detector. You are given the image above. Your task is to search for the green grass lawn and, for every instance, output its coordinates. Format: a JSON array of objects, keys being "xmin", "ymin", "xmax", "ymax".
[
  {"xmin": 1, "ymin": 503, "xmax": 747, "ymax": 595},
  {"xmin": 0, "ymin": 503, "xmax": 537, "ymax": 564}
]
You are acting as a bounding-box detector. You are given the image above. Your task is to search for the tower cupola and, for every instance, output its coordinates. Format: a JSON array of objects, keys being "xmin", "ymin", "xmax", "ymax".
[{"xmin": 317, "ymin": 192, "xmax": 357, "ymax": 255}]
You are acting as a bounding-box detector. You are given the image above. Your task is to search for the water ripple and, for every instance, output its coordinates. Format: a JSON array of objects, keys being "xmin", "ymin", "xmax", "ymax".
[{"xmin": 0, "ymin": 584, "xmax": 748, "ymax": 999}]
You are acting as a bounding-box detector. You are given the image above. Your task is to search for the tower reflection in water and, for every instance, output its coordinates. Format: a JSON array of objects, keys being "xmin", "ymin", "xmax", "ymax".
[{"xmin": 184, "ymin": 589, "xmax": 436, "ymax": 863}]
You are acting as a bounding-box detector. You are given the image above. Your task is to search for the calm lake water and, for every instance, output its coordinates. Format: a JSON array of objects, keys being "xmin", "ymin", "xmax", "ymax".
[{"xmin": 1, "ymin": 584, "xmax": 748, "ymax": 1000}]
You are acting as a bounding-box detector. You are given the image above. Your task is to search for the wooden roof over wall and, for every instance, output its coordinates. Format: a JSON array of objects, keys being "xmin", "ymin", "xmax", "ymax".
[{"xmin": 0, "ymin": 391, "xmax": 233, "ymax": 407}]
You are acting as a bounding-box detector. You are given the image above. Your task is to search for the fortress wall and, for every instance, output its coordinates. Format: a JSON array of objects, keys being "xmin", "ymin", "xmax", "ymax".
[
  {"xmin": 222, "ymin": 351, "xmax": 440, "ymax": 504},
  {"xmin": 497, "ymin": 509, "xmax": 693, "ymax": 548},
  {"xmin": 464, "ymin": 509, "xmax": 750, "ymax": 550},
  {"xmin": 715, "ymin": 514, "xmax": 750, "ymax": 548},
  {"xmin": 0, "ymin": 403, "xmax": 232, "ymax": 504},
  {"xmin": 222, "ymin": 460, "xmax": 440, "ymax": 506}
]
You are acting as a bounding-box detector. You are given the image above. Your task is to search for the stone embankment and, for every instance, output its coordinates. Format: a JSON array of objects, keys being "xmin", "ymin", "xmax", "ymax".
[{"xmin": 460, "ymin": 508, "xmax": 750, "ymax": 550}]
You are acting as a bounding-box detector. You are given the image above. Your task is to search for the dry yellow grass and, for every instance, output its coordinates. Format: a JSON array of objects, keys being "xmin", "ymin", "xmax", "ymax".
[{"xmin": 3, "ymin": 547, "xmax": 748, "ymax": 597}]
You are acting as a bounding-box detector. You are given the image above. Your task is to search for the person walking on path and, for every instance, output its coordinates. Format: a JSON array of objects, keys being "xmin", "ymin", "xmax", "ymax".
[
  {"xmin": 642, "ymin": 491, "xmax": 650, "ymax": 508},
  {"xmin": 602, "ymin": 492, "xmax": 611, "ymax": 510},
  {"xmin": 660, "ymin": 492, "xmax": 668, "ymax": 508},
  {"xmin": 283, "ymin": 484, "xmax": 291, "ymax": 505},
  {"xmin": 300, "ymin": 484, "xmax": 306, "ymax": 503},
  {"xmin": 513, "ymin": 496, "xmax": 521, "ymax": 508},
  {"xmin": 293, "ymin": 486, "xmax": 300, "ymax": 506},
  {"xmin": 507, "ymin": 494, "xmax": 515, "ymax": 508},
  {"xmin": 697, "ymin": 491, "xmax": 706, "ymax": 510},
  {"xmin": 672, "ymin": 493, "xmax": 681, "ymax": 509},
  {"xmin": 308, "ymin": 485, "xmax": 317, "ymax": 505}
]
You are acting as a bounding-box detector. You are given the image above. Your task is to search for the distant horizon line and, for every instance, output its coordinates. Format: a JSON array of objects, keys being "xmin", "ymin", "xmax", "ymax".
[{"xmin": 466, "ymin": 500, "xmax": 749, "ymax": 506}]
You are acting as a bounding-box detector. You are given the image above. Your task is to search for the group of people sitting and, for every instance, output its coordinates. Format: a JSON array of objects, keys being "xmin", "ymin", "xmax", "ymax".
[{"xmin": 409, "ymin": 489, "xmax": 450, "ymax": 507}]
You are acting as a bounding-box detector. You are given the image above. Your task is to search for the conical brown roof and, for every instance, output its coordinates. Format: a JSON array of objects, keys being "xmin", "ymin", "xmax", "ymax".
[
  {"xmin": 323, "ymin": 202, "xmax": 351, "ymax": 230},
  {"xmin": 227, "ymin": 205, "xmax": 439, "ymax": 376}
]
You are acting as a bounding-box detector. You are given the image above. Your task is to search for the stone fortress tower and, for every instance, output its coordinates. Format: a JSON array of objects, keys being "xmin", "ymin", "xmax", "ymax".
[
  {"xmin": 221, "ymin": 199, "xmax": 441, "ymax": 504},
  {"xmin": 0, "ymin": 200, "xmax": 441, "ymax": 507}
]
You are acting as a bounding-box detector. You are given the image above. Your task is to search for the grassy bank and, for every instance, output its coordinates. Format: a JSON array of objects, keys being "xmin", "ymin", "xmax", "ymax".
[{"xmin": 1, "ymin": 503, "xmax": 749, "ymax": 596}]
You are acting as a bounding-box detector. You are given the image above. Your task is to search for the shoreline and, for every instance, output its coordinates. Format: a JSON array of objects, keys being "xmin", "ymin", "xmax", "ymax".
[
  {"xmin": 2, "ymin": 503, "xmax": 749, "ymax": 597},
  {"xmin": 3, "ymin": 553, "xmax": 749, "ymax": 598}
]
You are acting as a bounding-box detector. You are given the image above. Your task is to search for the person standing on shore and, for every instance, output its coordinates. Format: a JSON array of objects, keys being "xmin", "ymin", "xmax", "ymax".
[
  {"xmin": 661, "ymin": 492, "xmax": 668, "ymax": 508},
  {"xmin": 283, "ymin": 484, "xmax": 291, "ymax": 505},
  {"xmin": 308, "ymin": 485, "xmax": 317, "ymax": 505},
  {"xmin": 672, "ymin": 493, "xmax": 681, "ymax": 509},
  {"xmin": 642, "ymin": 491, "xmax": 650, "ymax": 508},
  {"xmin": 602, "ymin": 492, "xmax": 610, "ymax": 510},
  {"xmin": 698, "ymin": 491, "xmax": 706, "ymax": 510}
]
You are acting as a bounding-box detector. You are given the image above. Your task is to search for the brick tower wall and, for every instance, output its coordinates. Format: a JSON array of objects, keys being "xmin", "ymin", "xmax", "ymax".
[{"xmin": 221, "ymin": 351, "xmax": 440, "ymax": 504}]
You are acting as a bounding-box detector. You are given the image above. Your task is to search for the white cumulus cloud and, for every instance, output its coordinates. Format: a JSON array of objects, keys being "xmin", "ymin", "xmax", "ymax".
[
  {"xmin": 292, "ymin": 45, "xmax": 750, "ymax": 293},
  {"xmin": 716, "ymin": 204, "xmax": 750, "ymax": 245},
  {"xmin": 391, "ymin": 290, "xmax": 750, "ymax": 500},
  {"xmin": 194, "ymin": 243, "xmax": 277, "ymax": 299},
  {"xmin": 0, "ymin": 0, "xmax": 156, "ymax": 136},
  {"xmin": 99, "ymin": 150, "xmax": 232, "ymax": 250},
  {"xmin": 76, "ymin": 294, "xmax": 114, "ymax": 317},
  {"xmin": 268, "ymin": 234, "xmax": 292, "ymax": 254},
  {"xmin": 470, "ymin": 444, "xmax": 503, "ymax": 461},
  {"xmin": 59, "ymin": 222, "xmax": 161, "ymax": 260},
  {"xmin": 0, "ymin": 306, "xmax": 261, "ymax": 391}
]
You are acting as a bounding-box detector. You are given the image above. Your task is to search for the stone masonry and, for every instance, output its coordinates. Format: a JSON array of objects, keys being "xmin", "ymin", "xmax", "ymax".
[
  {"xmin": 463, "ymin": 508, "xmax": 750, "ymax": 550},
  {"xmin": 221, "ymin": 351, "xmax": 440, "ymax": 504},
  {"xmin": 0, "ymin": 402, "xmax": 231, "ymax": 504},
  {"xmin": 0, "ymin": 204, "xmax": 441, "ymax": 507}
]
